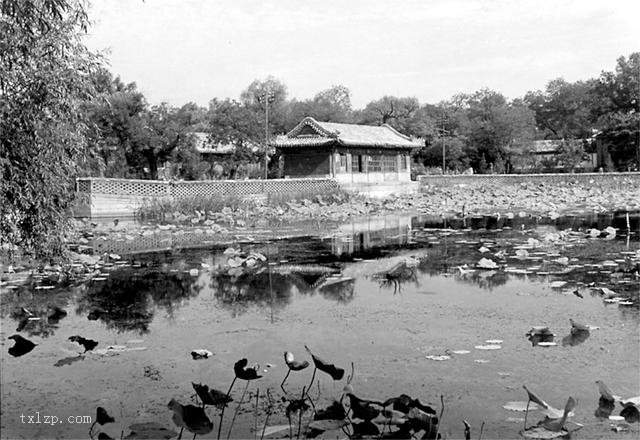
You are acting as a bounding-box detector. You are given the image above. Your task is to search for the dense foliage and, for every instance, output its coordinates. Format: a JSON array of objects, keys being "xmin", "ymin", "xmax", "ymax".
[
  {"xmin": 1, "ymin": 0, "xmax": 99, "ymax": 257},
  {"xmin": 78, "ymin": 53, "xmax": 638, "ymax": 179}
]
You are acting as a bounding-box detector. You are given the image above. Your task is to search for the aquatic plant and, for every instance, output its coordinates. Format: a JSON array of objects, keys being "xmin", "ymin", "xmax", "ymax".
[
  {"xmin": 69, "ymin": 335, "xmax": 98, "ymax": 352},
  {"xmin": 7, "ymin": 334, "xmax": 37, "ymax": 357},
  {"xmin": 168, "ymin": 398, "xmax": 213, "ymax": 440},
  {"xmin": 304, "ymin": 345, "xmax": 345, "ymax": 390},
  {"xmin": 216, "ymin": 358, "xmax": 262, "ymax": 440},
  {"xmin": 89, "ymin": 407, "xmax": 115, "ymax": 440},
  {"xmin": 281, "ymin": 351, "xmax": 310, "ymax": 393},
  {"xmin": 192, "ymin": 383, "xmax": 232, "ymax": 409}
]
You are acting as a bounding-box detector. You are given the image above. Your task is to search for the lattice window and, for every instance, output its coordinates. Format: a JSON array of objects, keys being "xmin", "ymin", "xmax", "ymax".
[
  {"xmin": 368, "ymin": 155, "xmax": 382, "ymax": 172},
  {"xmin": 383, "ymin": 156, "xmax": 397, "ymax": 172}
]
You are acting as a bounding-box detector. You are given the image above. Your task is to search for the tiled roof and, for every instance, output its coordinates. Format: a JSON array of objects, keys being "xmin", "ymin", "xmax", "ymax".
[
  {"xmin": 272, "ymin": 117, "xmax": 423, "ymax": 149},
  {"xmin": 532, "ymin": 140, "xmax": 562, "ymax": 154}
]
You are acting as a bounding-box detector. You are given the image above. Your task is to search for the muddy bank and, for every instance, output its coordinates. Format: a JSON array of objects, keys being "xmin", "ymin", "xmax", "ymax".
[
  {"xmin": 130, "ymin": 177, "xmax": 640, "ymax": 231},
  {"xmin": 415, "ymin": 176, "xmax": 640, "ymax": 217}
]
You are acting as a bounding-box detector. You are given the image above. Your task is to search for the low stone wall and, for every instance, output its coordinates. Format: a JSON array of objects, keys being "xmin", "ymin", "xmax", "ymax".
[
  {"xmin": 418, "ymin": 172, "xmax": 640, "ymax": 188},
  {"xmin": 74, "ymin": 177, "xmax": 340, "ymax": 218}
]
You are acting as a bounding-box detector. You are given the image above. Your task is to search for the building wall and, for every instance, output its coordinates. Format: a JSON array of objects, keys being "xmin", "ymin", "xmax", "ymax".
[
  {"xmin": 282, "ymin": 152, "xmax": 331, "ymax": 177},
  {"xmin": 331, "ymin": 149, "xmax": 412, "ymax": 183}
]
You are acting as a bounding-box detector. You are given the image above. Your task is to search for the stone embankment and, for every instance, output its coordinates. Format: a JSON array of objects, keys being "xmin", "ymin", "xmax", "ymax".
[{"xmin": 414, "ymin": 173, "xmax": 640, "ymax": 217}]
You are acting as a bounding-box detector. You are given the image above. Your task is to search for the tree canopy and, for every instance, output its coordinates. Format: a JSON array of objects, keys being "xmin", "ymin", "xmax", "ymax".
[{"xmin": 1, "ymin": 0, "xmax": 100, "ymax": 256}]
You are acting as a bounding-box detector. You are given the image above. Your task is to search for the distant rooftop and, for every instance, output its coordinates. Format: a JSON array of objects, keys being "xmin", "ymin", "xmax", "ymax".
[
  {"xmin": 272, "ymin": 117, "xmax": 423, "ymax": 149},
  {"xmin": 190, "ymin": 132, "xmax": 259, "ymax": 154},
  {"xmin": 532, "ymin": 139, "xmax": 584, "ymax": 154}
]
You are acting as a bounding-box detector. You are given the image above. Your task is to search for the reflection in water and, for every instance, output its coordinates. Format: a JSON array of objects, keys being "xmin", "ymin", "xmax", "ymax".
[
  {"xmin": 54, "ymin": 355, "xmax": 85, "ymax": 367},
  {"xmin": 316, "ymin": 277, "xmax": 355, "ymax": 303},
  {"xmin": 527, "ymin": 334, "xmax": 555, "ymax": 347},
  {"xmin": 595, "ymin": 397, "xmax": 615, "ymax": 418},
  {"xmin": 561, "ymin": 329, "xmax": 590, "ymax": 347},
  {"xmin": 595, "ymin": 397, "xmax": 640, "ymax": 423},
  {"xmin": 373, "ymin": 260, "xmax": 419, "ymax": 294},
  {"xmin": 75, "ymin": 268, "xmax": 202, "ymax": 333},
  {"xmin": 331, "ymin": 216, "xmax": 413, "ymax": 258},
  {"xmin": 1, "ymin": 286, "xmax": 76, "ymax": 338},
  {"xmin": 211, "ymin": 272, "xmax": 294, "ymax": 318},
  {"xmin": 211, "ymin": 266, "xmax": 356, "ymax": 318},
  {"xmin": 620, "ymin": 405, "xmax": 640, "ymax": 423}
]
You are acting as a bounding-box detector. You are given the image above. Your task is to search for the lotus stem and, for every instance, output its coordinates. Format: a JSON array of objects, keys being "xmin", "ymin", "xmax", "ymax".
[
  {"xmin": 478, "ymin": 421, "xmax": 485, "ymax": 440},
  {"xmin": 523, "ymin": 399, "xmax": 530, "ymax": 431},
  {"xmin": 296, "ymin": 386, "xmax": 307, "ymax": 440},
  {"xmin": 226, "ymin": 380, "xmax": 250, "ymax": 440},
  {"xmin": 280, "ymin": 369, "xmax": 291, "ymax": 394},
  {"xmin": 260, "ymin": 390, "xmax": 274, "ymax": 440},
  {"xmin": 217, "ymin": 376, "xmax": 237, "ymax": 440},
  {"xmin": 253, "ymin": 388, "xmax": 260, "ymax": 440},
  {"xmin": 89, "ymin": 421, "xmax": 97, "ymax": 440},
  {"xmin": 177, "ymin": 427, "xmax": 184, "ymax": 440},
  {"xmin": 305, "ymin": 367, "xmax": 317, "ymax": 400},
  {"xmin": 296, "ymin": 405, "xmax": 304, "ymax": 439},
  {"xmin": 434, "ymin": 394, "xmax": 445, "ymax": 440}
]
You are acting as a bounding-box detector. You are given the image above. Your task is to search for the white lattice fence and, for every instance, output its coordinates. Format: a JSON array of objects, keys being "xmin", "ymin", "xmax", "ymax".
[
  {"xmin": 75, "ymin": 177, "xmax": 341, "ymax": 218},
  {"xmin": 87, "ymin": 178, "xmax": 171, "ymax": 197}
]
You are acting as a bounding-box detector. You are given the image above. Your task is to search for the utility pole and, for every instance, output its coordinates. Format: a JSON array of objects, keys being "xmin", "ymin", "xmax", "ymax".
[
  {"xmin": 441, "ymin": 110, "xmax": 447, "ymax": 174},
  {"xmin": 257, "ymin": 88, "xmax": 275, "ymax": 179}
]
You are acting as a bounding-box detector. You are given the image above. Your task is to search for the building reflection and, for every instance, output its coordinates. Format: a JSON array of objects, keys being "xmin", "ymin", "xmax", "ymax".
[{"xmin": 329, "ymin": 215, "xmax": 413, "ymax": 257}]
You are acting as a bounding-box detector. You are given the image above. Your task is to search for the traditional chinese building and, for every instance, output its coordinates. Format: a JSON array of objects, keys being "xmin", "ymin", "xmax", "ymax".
[{"xmin": 271, "ymin": 117, "xmax": 422, "ymax": 186}]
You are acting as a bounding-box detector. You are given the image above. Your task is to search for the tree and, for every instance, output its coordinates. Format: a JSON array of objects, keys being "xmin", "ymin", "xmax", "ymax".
[
  {"xmin": 283, "ymin": 85, "xmax": 353, "ymax": 130},
  {"xmin": 308, "ymin": 84, "xmax": 353, "ymax": 123},
  {"xmin": 205, "ymin": 98, "xmax": 263, "ymax": 178},
  {"xmin": 240, "ymin": 76, "xmax": 289, "ymax": 135},
  {"xmin": 456, "ymin": 89, "xmax": 536, "ymax": 173},
  {"xmin": 524, "ymin": 78, "xmax": 598, "ymax": 140},
  {"xmin": 130, "ymin": 103, "xmax": 187, "ymax": 180},
  {"xmin": 82, "ymin": 71, "xmax": 147, "ymax": 177},
  {"xmin": 356, "ymin": 96, "xmax": 420, "ymax": 126},
  {"xmin": 593, "ymin": 53, "xmax": 640, "ymax": 170},
  {"xmin": 1, "ymin": 0, "xmax": 100, "ymax": 256}
]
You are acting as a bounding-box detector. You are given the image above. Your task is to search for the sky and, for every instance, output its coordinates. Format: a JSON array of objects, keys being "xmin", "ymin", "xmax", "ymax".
[{"xmin": 85, "ymin": 0, "xmax": 640, "ymax": 109}]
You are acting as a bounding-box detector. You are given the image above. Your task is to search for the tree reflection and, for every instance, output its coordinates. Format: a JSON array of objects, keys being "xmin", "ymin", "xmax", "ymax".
[
  {"xmin": 210, "ymin": 271, "xmax": 295, "ymax": 317},
  {"xmin": 75, "ymin": 268, "xmax": 201, "ymax": 333},
  {"xmin": 317, "ymin": 278, "xmax": 355, "ymax": 303},
  {"xmin": 210, "ymin": 268, "xmax": 356, "ymax": 317},
  {"xmin": 1, "ymin": 282, "xmax": 76, "ymax": 338}
]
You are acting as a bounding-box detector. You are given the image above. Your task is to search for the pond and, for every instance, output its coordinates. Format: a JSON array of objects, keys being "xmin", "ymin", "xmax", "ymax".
[{"xmin": 1, "ymin": 212, "xmax": 639, "ymax": 439}]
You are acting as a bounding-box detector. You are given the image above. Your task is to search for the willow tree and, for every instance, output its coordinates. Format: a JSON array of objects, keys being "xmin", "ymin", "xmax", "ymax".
[{"xmin": 0, "ymin": 0, "xmax": 100, "ymax": 257}]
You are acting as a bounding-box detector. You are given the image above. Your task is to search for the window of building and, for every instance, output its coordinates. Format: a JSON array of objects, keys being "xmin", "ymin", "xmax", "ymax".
[
  {"xmin": 383, "ymin": 155, "xmax": 397, "ymax": 172},
  {"xmin": 368, "ymin": 155, "xmax": 382, "ymax": 172},
  {"xmin": 399, "ymin": 154, "xmax": 408, "ymax": 171},
  {"xmin": 339, "ymin": 153, "xmax": 347, "ymax": 172}
]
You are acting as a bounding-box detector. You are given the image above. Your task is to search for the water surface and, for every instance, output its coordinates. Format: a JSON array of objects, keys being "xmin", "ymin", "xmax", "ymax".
[{"xmin": 1, "ymin": 213, "xmax": 639, "ymax": 439}]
